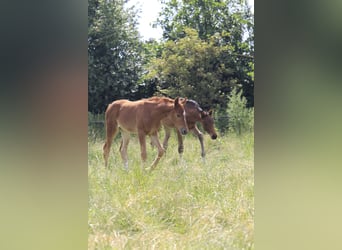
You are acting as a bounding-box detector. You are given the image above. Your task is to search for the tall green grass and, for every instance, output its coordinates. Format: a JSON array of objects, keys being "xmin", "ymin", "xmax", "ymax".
[{"xmin": 88, "ymin": 130, "xmax": 254, "ymax": 249}]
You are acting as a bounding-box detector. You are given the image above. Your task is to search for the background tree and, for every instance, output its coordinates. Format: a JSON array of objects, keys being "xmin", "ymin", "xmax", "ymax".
[
  {"xmin": 154, "ymin": 0, "xmax": 254, "ymax": 107},
  {"xmin": 88, "ymin": 0, "xmax": 143, "ymax": 113},
  {"xmin": 157, "ymin": 0, "xmax": 249, "ymax": 40},
  {"xmin": 147, "ymin": 28, "xmax": 237, "ymax": 110},
  {"xmin": 226, "ymin": 87, "xmax": 254, "ymax": 134},
  {"xmin": 88, "ymin": 0, "xmax": 254, "ymax": 118}
]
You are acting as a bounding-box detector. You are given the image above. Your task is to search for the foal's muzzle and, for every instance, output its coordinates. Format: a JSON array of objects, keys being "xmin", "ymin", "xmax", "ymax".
[
  {"xmin": 180, "ymin": 128, "xmax": 188, "ymax": 135},
  {"xmin": 211, "ymin": 134, "xmax": 217, "ymax": 140}
]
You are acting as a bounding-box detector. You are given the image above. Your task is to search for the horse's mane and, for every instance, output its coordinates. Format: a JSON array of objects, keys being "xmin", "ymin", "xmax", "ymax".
[
  {"xmin": 146, "ymin": 96, "xmax": 174, "ymax": 104},
  {"xmin": 186, "ymin": 99, "xmax": 203, "ymax": 112}
]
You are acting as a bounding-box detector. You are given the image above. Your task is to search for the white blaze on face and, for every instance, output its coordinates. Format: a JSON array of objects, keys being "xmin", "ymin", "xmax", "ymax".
[{"xmin": 183, "ymin": 110, "xmax": 187, "ymax": 129}]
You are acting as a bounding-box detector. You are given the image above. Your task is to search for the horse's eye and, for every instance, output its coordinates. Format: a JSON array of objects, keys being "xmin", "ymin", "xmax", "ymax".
[{"xmin": 177, "ymin": 114, "xmax": 181, "ymax": 118}]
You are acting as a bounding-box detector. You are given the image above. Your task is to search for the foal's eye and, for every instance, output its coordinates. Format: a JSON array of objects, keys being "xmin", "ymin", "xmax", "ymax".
[{"xmin": 177, "ymin": 114, "xmax": 181, "ymax": 118}]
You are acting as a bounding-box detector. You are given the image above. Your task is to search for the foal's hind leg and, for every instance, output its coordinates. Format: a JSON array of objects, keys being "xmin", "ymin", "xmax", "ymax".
[
  {"xmin": 103, "ymin": 120, "xmax": 118, "ymax": 167},
  {"xmin": 119, "ymin": 131, "xmax": 130, "ymax": 170},
  {"xmin": 150, "ymin": 133, "xmax": 165, "ymax": 171},
  {"xmin": 138, "ymin": 131, "xmax": 147, "ymax": 169}
]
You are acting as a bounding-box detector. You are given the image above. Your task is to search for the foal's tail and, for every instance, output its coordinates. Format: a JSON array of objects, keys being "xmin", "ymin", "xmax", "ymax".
[{"xmin": 103, "ymin": 102, "xmax": 120, "ymax": 167}]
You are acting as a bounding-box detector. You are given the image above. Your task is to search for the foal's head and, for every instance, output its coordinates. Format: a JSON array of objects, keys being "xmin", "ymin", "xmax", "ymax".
[
  {"xmin": 171, "ymin": 97, "xmax": 188, "ymax": 135},
  {"xmin": 201, "ymin": 110, "xmax": 218, "ymax": 140}
]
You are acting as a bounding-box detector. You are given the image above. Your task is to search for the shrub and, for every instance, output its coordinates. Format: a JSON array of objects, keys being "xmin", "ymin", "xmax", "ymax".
[
  {"xmin": 214, "ymin": 107, "xmax": 230, "ymax": 134},
  {"xmin": 227, "ymin": 87, "xmax": 254, "ymax": 135}
]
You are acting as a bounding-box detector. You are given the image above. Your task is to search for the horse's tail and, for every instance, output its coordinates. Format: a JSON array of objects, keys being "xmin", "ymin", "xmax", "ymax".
[
  {"xmin": 105, "ymin": 102, "xmax": 120, "ymax": 128},
  {"xmin": 103, "ymin": 102, "xmax": 120, "ymax": 167}
]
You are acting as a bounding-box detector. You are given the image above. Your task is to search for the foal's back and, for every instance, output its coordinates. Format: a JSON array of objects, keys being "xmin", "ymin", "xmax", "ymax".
[
  {"xmin": 110, "ymin": 97, "xmax": 174, "ymax": 134},
  {"xmin": 109, "ymin": 99, "xmax": 140, "ymax": 133}
]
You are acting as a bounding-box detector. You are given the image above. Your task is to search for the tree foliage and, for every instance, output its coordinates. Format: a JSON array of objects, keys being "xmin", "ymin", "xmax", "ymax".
[
  {"xmin": 157, "ymin": 0, "xmax": 253, "ymax": 43},
  {"xmin": 154, "ymin": 0, "xmax": 254, "ymax": 107},
  {"xmin": 227, "ymin": 87, "xmax": 254, "ymax": 134},
  {"xmin": 87, "ymin": 0, "xmax": 254, "ymax": 117},
  {"xmin": 88, "ymin": 0, "xmax": 144, "ymax": 113},
  {"xmin": 147, "ymin": 28, "xmax": 236, "ymax": 109}
]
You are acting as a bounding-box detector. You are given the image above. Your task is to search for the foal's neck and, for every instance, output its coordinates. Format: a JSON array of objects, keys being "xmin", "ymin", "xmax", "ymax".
[
  {"xmin": 157, "ymin": 99, "xmax": 174, "ymax": 115},
  {"xmin": 147, "ymin": 98, "xmax": 175, "ymax": 118}
]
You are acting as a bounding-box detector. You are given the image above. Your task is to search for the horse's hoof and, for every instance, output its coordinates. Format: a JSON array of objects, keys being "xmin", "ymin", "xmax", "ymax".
[{"xmin": 143, "ymin": 166, "xmax": 152, "ymax": 172}]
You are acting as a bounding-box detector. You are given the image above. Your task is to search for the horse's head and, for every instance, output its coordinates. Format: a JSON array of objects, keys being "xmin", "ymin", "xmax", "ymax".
[
  {"xmin": 201, "ymin": 110, "xmax": 217, "ymax": 140},
  {"xmin": 172, "ymin": 97, "xmax": 188, "ymax": 135}
]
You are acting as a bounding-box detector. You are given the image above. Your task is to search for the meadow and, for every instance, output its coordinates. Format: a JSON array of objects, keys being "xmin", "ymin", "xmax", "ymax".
[{"xmin": 88, "ymin": 127, "xmax": 254, "ymax": 249}]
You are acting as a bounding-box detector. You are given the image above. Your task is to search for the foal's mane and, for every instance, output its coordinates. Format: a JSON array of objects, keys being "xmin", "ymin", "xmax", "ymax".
[
  {"xmin": 186, "ymin": 99, "xmax": 203, "ymax": 112},
  {"xmin": 146, "ymin": 96, "xmax": 174, "ymax": 105}
]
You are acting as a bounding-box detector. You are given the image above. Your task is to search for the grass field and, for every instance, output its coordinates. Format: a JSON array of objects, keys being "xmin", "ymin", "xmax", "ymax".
[{"xmin": 88, "ymin": 129, "xmax": 254, "ymax": 249}]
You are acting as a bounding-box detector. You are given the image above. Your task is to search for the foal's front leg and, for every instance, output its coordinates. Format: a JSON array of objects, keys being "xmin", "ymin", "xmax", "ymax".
[
  {"xmin": 176, "ymin": 130, "xmax": 184, "ymax": 155},
  {"xmin": 150, "ymin": 133, "xmax": 165, "ymax": 171},
  {"xmin": 138, "ymin": 131, "xmax": 147, "ymax": 169},
  {"xmin": 192, "ymin": 125, "xmax": 205, "ymax": 158},
  {"xmin": 162, "ymin": 126, "xmax": 172, "ymax": 151}
]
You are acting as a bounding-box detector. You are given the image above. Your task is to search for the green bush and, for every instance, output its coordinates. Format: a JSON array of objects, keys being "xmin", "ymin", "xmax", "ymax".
[
  {"xmin": 214, "ymin": 108, "xmax": 230, "ymax": 134},
  {"xmin": 227, "ymin": 87, "xmax": 254, "ymax": 135}
]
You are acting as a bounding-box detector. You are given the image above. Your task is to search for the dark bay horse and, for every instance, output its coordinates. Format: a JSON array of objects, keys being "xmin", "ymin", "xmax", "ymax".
[
  {"xmin": 103, "ymin": 97, "xmax": 188, "ymax": 170},
  {"xmin": 161, "ymin": 99, "xmax": 217, "ymax": 158}
]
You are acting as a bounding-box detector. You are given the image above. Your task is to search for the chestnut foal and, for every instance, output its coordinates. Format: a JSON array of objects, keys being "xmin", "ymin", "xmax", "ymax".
[{"xmin": 103, "ymin": 97, "xmax": 188, "ymax": 170}]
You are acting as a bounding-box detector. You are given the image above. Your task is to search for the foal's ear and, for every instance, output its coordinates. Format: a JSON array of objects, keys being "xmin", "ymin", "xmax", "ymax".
[
  {"xmin": 174, "ymin": 97, "xmax": 180, "ymax": 107},
  {"xmin": 208, "ymin": 110, "xmax": 213, "ymax": 116},
  {"xmin": 200, "ymin": 110, "xmax": 208, "ymax": 119}
]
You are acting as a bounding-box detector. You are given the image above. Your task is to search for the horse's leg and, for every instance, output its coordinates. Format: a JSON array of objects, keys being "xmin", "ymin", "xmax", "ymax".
[
  {"xmin": 150, "ymin": 133, "xmax": 165, "ymax": 171},
  {"xmin": 103, "ymin": 120, "xmax": 118, "ymax": 167},
  {"xmin": 119, "ymin": 131, "xmax": 130, "ymax": 170},
  {"xmin": 138, "ymin": 131, "xmax": 147, "ymax": 169},
  {"xmin": 176, "ymin": 129, "xmax": 184, "ymax": 155},
  {"xmin": 192, "ymin": 125, "xmax": 205, "ymax": 158},
  {"xmin": 162, "ymin": 126, "xmax": 171, "ymax": 152}
]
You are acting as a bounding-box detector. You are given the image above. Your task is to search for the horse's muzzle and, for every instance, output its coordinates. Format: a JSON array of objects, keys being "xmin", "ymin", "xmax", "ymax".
[
  {"xmin": 180, "ymin": 128, "xmax": 188, "ymax": 135},
  {"xmin": 211, "ymin": 134, "xmax": 217, "ymax": 140}
]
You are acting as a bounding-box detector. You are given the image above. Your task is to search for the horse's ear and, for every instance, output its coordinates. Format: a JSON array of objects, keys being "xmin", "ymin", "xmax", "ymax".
[
  {"xmin": 200, "ymin": 110, "xmax": 208, "ymax": 119},
  {"xmin": 208, "ymin": 110, "xmax": 213, "ymax": 116},
  {"xmin": 181, "ymin": 97, "xmax": 187, "ymax": 104},
  {"xmin": 174, "ymin": 97, "xmax": 180, "ymax": 107}
]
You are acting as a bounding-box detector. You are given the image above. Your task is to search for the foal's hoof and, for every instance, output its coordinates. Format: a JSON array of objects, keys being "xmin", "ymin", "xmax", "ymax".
[
  {"xmin": 147, "ymin": 165, "xmax": 158, "ymax": 172},
  {"xmin": 201, "ymin": 156, "xmax": 206, "ymax": 163},
  {"xmin": 143, "ymin": 166, "xmax": 152, "ymax": 172},
  {"xmin": 122, "ymin": 162, "xmax": 129, "ymax": 171}
]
